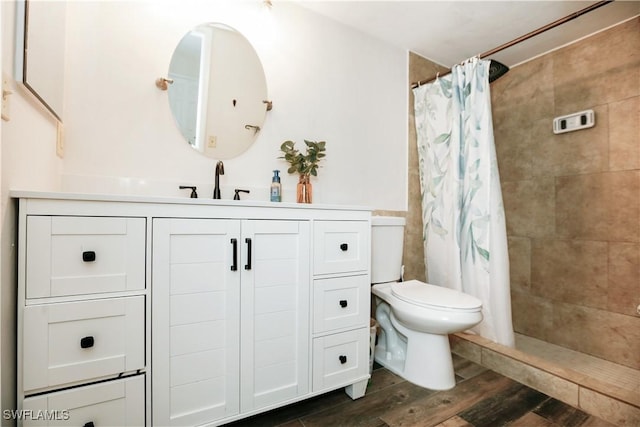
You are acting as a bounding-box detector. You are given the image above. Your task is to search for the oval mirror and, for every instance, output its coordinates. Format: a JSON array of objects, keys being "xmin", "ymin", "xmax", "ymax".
[{"xmin": 167, "ymin": 23, "xmax": 268, "ymax": 159}]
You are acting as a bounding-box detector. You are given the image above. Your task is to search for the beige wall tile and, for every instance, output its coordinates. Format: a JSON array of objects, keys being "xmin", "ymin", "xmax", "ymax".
[
  {"xmin": 492, "ymin": 56, "xmax": 554, "ymax": 124},
  {"xmin": 511, "ymin": 290, "xmax": 553, "ymax": 341},
  {"xmin": 608, "ymin": 243, "xmax": 640, "ymax": 316},
  {"xmin": 409, "ymin": 51, "xmax": 447, "ymax": 86},
  {"xmin": 553, "ymin": 18, "xmax": 640, "ymax": 113},
  {"xmin": 556, "ymin": 173, "xmax": 607, "ymax": 240},
  {"xmin": 532, "ymin": 105, "xmax": 609, "ymax": 177},
  {"xmin": 481, "ymin": 348, "xmax": 579, "ymax": 406},
  {"xmin": 508, "ymin": 236, "xmax": 531, "ymax": 292},
  {"xmin": 609, "ymin": 96, "xmax": 640, "ymax": 171},
  {"xmin": 550, "ymin": 302, "xmax": 640, "ymax": 369},
  {"xmin": 450, "ymin": 335, "xmax": 482, "ymax": 364},
  {"xmin": 531, "ymin": 239, "xmax": 608, "ymax": 309},
  {"xmin": 494, "ymin": 115, "xmax": 547, "ymax": 182},
  {"xmin": 502, "ymin": 178, "xmax": 555, "ymax": 238},
  {"xmin": 579, "ymin": 387, "xmax": 640, "ymax": 427},
  {"xmin": 556, "ymin": 171, "xmax": 640, "ymax": 242},
  {"xmin": 372, "ymin": 210, "xmax": 405, "ymax": 218},
  {"xmin": 608, "ymin": 171, "xmax": 640, "ymax": 243}
]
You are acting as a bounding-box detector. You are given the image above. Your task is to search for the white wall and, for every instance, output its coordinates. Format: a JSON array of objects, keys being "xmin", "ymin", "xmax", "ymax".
[
  {"xmin": 61, "ymin": 0, "xmax": 408, "ymax": 210},
  {"xmin": 0, "ymin": 0, "xmax": 407, "ymax": 409},
  {"xmin": 1, "ymin": 0, "xmax": 64, "ymax": 412}
]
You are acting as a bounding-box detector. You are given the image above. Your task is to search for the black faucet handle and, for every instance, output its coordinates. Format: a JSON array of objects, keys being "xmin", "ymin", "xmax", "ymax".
[
  {"xmin": 179, "ymin": 186, "xmax": 198, "ymax": 198},
  {"xmin": 233, "ymin": 189, "xmax": 250, "ymax": 200}
]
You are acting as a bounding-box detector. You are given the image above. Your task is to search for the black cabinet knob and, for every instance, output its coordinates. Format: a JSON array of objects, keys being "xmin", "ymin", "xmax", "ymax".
[
  {"xmin": 340, "ymin": 243, "xmax": 348, "ymax": 251},
  {"xmin": 339, "ymin": 300, "xmax": 348, "ymax": 308},
  {"xmin": 339, "ymin": 355, "xmax": 347, "ymax": 364},
  {"xmin": 84, "ymin": 422, "xmax": 95, "ymax": 427},
  {"xmin": 82, "ymin": 251, "xmax": 96, "ymax": 262},
  {"xmin": 80, "ymin": 336, "xmax": 95, "ymax": 349}
]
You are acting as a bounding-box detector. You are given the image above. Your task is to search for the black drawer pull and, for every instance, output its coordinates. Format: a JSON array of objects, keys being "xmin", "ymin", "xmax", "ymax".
[
  {"xmin": 230, "ymin": 238, "xmax": 238, "ymax": 271},
  {"xmin": 339, "ymin": 355, "xmax": 347, "ymax": 364},
  {"xmin": 339, "ymin": 300, "xmax": 348, "ymax": 308},
  {"xmin": 340, "ymin": 243, "xmax": 348, "ymax": 251},
  {"xmin": 84, "ymin": 422, "xmax": 95, "ymax": 427},
  {"xmin": 245, "ymin": 238, "xmax": 252, "ymax": 270},
  {"xmin": 80, "ymin": 336, "xmax": 95, "ymax": 349},
  {"xmin": 82, "ymin": 251, "xmax": 96, "ymax": 262}
]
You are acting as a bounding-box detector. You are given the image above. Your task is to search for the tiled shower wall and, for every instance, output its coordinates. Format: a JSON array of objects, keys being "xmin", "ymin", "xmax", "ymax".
[
  {"xmin": 491, "ymin": 18, "xmax": 639, "ymax": 369},
  {"xmin": 407, "ymin": 18, "xmax": 639, "ymax": 369}
]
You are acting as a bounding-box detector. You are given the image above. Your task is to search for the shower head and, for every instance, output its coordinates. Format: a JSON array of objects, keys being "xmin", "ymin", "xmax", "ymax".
[{"xmin": 488, "ymin": 60, "xmax": 509, "ymax": 83}]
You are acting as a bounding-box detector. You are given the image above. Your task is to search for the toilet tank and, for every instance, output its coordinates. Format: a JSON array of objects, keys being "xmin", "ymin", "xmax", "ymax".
[{"xmin": 371, "ymin": 216, "xmax": 406, "ymax": 284}]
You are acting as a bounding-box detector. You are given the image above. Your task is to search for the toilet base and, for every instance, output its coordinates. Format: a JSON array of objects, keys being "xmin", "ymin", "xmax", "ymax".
[{"xmin": 375, "ymin": 308, "xmax": 456, "ymax": 390}]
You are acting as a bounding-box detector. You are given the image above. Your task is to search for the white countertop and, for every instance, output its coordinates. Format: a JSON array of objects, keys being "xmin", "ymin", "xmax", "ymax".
[{"xmin": 10, "ymin": 190, "xmax": 372, "ymax": 212}]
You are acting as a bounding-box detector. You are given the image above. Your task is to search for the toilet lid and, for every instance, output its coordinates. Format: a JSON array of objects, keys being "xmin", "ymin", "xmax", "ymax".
[{"xmin": 391, "ymin": 280, "xmax": 482, "ymax": 312}]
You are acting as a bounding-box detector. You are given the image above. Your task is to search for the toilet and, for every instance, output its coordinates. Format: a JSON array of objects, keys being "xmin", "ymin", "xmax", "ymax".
[{"xmin": 371, "ymin": 216, "xmax": 483, "ymax": 390}]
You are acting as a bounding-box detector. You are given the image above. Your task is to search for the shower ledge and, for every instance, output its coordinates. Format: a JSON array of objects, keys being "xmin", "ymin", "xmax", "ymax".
[{"xmin": 450, "ymin": 332, "xmax": 640, "ymax": 426}]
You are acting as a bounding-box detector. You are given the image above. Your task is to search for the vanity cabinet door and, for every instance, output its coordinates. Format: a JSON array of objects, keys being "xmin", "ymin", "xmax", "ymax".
[
  {"xmin": 152, "ymin": 218, "xmax": 241, "ymax": 427},
  {"xmin": 239, "ymin": 220, "xmax": 310, "ymax": 412}
]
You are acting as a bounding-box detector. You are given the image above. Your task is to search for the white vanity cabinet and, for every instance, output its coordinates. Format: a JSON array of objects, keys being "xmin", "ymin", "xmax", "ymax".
[
  {"xmin": 311, "ymin": 221, "xmax": 371, "ymax": 397},
  {"xmin": 152, "ymin": 218, "xmax": 310, "ymax": 426},
  {"xmin": 17, "ymin": 211, "xmax": 147, "ymax": 427},
  {"xmin": 15, "ymin": 192, "xmax": 371, "ymax": 427}
]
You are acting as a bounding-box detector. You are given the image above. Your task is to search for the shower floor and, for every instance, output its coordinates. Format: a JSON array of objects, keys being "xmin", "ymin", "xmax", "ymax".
[
  {"xmin": 450, "ymin": 332, "xmax": 640, "ymax": 426},
  {"xmin": 514, "ymin": 333, "xmax": 640, "ymax": 400}
]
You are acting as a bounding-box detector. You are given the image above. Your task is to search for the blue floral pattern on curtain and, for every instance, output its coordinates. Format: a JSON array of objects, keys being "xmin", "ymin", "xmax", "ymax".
[{"xmin": 413, "ymin": 58, "xmax": 514, "ymax": 346}]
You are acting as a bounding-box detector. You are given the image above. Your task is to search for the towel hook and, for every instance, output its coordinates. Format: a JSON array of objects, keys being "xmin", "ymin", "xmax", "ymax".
[
  {"xmin": 244, "ymin": 124, "xmax": 261, "ymax": 135},
  {"xmin": 155, "ymin": 77, "xmax": 174, "ymax": 90}
]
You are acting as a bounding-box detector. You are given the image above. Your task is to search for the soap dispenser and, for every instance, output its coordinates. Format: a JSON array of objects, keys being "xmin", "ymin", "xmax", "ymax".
[{"xmin": 270, "ymin": 170, "xmax": 282, "ymax": 202}]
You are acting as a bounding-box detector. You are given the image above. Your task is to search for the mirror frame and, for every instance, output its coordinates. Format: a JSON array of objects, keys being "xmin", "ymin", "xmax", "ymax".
[
  {"xmin": 166, "ymin": 22, "xmax": 269, "ymax": 160},
  {"xmin": 15, "ymin": 0, "xmax": 66, "ymax": 122}
]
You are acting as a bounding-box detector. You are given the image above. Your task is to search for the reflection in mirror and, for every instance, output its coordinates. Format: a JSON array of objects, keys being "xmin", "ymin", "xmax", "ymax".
[
  {"xmin": 15, "ymin": 0, "xmax": 67, "ymax": 121},
  {"xmin": 167, "ymin": 23, "xmax": 268, "ymax": 159}
]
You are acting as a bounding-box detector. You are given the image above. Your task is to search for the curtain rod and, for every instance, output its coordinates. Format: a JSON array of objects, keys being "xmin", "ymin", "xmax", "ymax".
[{"xmin": 410, "ymin": 0, "xmax": 614, "ymax": 89}]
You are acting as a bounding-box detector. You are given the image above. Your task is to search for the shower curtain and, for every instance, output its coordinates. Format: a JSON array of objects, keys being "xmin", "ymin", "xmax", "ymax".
[{"xmin": 413, "ymin": 57, "xmax": 514, "ymax": 347}]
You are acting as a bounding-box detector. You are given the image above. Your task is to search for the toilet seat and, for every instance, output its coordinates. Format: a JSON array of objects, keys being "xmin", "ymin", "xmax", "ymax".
[{"xmin": 391, "ymin": 280, "xmax": 481, "ymax": 313}]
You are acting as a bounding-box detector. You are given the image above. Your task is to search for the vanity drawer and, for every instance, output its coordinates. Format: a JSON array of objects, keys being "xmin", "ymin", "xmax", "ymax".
[
  {"xmin": 23, "ymin": 296, "xmax": 145, "ymax": 393},
  {"xmin": 313, "ymin": 275, "xmax": 369, "ymax": 333},
  {"xmin": 26, "ymin": 216, "xmax": 146, "ymax": 299},
  {"xmin": 313, "ymin": 221, "xmax": 369, "ymax": 275},
  {"xmin": 312, "ymin": 328, "xmax": 369, "ymax": 392},
  {"xmin": 22, "ymin": 374, "xmax": 145, "ymax": 427}
]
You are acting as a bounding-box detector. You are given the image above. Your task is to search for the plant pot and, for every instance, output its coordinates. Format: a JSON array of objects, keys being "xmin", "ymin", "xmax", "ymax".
[{"xmin": 297, "ymin": 174, "xmax": 312, "ymax": 203}]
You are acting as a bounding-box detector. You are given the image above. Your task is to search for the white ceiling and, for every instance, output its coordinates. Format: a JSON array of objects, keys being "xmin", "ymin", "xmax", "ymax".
[{"xmin": 294, "ymin": 1, "xmax": 640, "ymax": 69}]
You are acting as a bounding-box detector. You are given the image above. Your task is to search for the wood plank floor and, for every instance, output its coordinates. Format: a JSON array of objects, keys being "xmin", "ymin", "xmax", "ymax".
[{"xmin": 227, "ymin": 355, "xmax": 615, "ymax": 427}]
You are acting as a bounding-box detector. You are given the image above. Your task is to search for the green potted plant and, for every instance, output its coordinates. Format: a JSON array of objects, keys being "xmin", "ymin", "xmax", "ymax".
[{"xmin": 279, "ymin": 140, "xmax": 326, "ymax": 203}]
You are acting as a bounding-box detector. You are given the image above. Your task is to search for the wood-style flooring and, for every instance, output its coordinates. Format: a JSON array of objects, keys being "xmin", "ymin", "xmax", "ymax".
[{"xmin": 227, "ymin": 355, "xmax": 614, "ymax": 427}]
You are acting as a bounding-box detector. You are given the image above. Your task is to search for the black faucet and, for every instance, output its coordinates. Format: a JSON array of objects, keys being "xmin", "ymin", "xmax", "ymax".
[
  {"xmin": 233, "ymin": 189, "xmax": 250, "ymax": 200},
  {"xmin": 213, "ymin": 161, "xmax": 224, "ymax": 199},
  {"xmin": 179, "ymin": 186, "xmax": 198, "ymax": 198}
]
